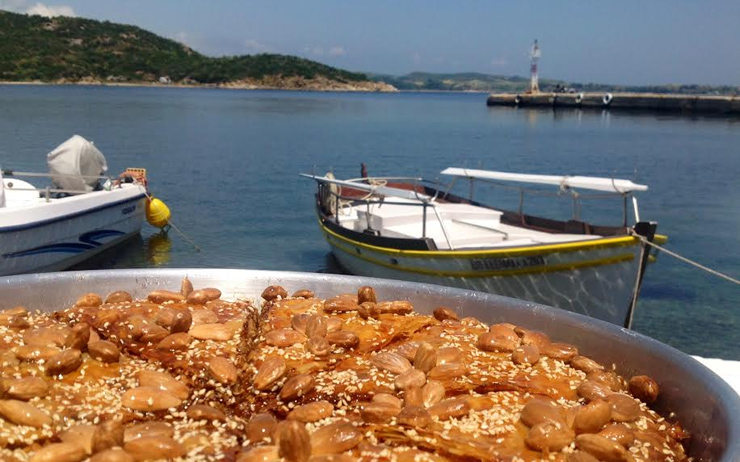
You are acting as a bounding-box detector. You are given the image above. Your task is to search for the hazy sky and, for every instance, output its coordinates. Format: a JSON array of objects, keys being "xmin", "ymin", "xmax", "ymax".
[{"xmin": 2, "ymin": 0, "xmax": 739, "ymax": 86}]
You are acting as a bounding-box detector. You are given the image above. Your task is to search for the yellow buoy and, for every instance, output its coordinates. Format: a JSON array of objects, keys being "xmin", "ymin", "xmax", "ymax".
[{"xmin": 146, "ymin": 197, "xmax": 171, "ymax": 229}]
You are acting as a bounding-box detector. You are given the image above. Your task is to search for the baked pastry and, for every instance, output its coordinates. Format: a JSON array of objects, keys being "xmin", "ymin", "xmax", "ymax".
[{"xmin": 0, "ymin": 279, "xmax": 689, "ymax": 462}]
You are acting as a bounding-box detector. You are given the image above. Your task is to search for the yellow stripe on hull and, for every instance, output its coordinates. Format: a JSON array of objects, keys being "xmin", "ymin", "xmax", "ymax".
[{"xmin": 324, "ymin": 228, "xmax": 634, "ymax": 278}]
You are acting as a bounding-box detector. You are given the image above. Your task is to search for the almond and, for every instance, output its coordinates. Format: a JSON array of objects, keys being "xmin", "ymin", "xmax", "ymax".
[
  {"xmin": 288, "ymin": 401, "xmax": 334, "ymax": 423},
  {"xmin": 76, "ymin": 293, "xmax": 103, "ymax": 308},
  {"xmin": 606, "ymin": 394, "xmax": 641, "ymax": 422},
  {"xmin": 0, "ymin": 399, "xmax": 52, "ymax": 427},
  {"xmin": 188, "ymin": 323, "xmax": 233, "ymax": 341},
  {"xmin": 187, "ymin": 288, "xmax": 222, "ymax": 305},
  {"xmin": 432, "ymin": 306, "xmax": 459, "ymax": 321},
  {"xmin": 191, "ymin": 308, "xmax": 219, "ymax": 325},
  {"xmin": 325, "ymin": 331, "xmax": 359, "ymax": 349},
  {"xmin": 291, "ymin": 314, "xmax": 310, "ymax": 333},
  {"xmin": 92, "ymin": 419, "xmax": 124, "ymax": 453},
  {"xmin": 526, "ymin": 421, "xmax": 576, "ymax": 452},
  {"xmin": 266, "ymin": 328, "xmax": 307, "ymax": 347},
  {"xmin": 124, "ymin": 436, "xmax": 186, "ymax": 461},
  {"xmin": 372, "ymin": 393, "xmax": 403, "ymax": 409},
  {"xmin": 23, "ymin": 327, "xmax": 68, "ymax": 347},
  {"xmin": 428, "ymin": 397, "xmax": 471, "ymax": 420},
  {"xmin": 15, "ymin": 345, "xmax": 61, "ymax": 362},
  {"xmin": 46, "ymin": 348, "xmax": 82, "ymax": 376},
  {"xmin": 421, "ymin": 380, "xmax": 446, "ymax": 408},
  {"xmin": 571, "ymin": 355, "xmax": 605, "ymax": 374},
  {"xmin": 65, "ymin": 323, "xmax": 91, "ymax": 351},
  {"xmin": 322, "ymin": 298, "xmax": 359, "ymax": 314},
  {"xmin": 394, "ymin": 369, "xmax": 426, "ymax": 390},
  {"xmin": 436, "ymin": 346, "xmax": 462, "ymax": 364},
  {"xmin": 105, "ymin": 291, "xmax": 133, "ymax": 304},
  {"xmin": 628, "ymin": 375, "xmax": 659, "ymax": 404},
  {"xmin": 403, "ymin": 386, "xmax": 423, "ymax": 407},
  {"xmin": 428, "ymin": 362, "xmax": 467, "ymax": 380},
  {"xmin": 90, "ymin": 448, "xmax": 134, "ymax": 462},
  {"xmin": 59, "ymin": 424, "xmax": 96, "ymax": 454},
  {"xmin": 279, "ymin": 374, "xmax": 314, "ymax": 401},
  {"xmin": 187, "ymin": 404, "xmax": 226, "ymax": 421},
  {"xmin": 88, "ymin": 341, "xmax": 120, "ymax": 363},
  {"xmin": 575, "ymin": 434, "xmax": 634, "ymax": 462},
  {"xmin": 376, "ymin": 300, "xmax": 413, "ymax": 315},
  {"xmin": 247, "ymin": 413, "xmax": 277, "ymax": 443},
  {"xmin": 137, "ymin": 370, "xmax": 189, "ymax": 400},
  {"xmin": 520, "ymin": 398, "xmax": 566, "ymax": 427},
  {"xmin": 261, "ymin": 285, "xmax": 288, "ymax": 301},
  {"xmin": 237, "ymin": 446, "xmax": 279, "ymax": 462},
  {"xmin": 325, "ymin": 318, "xmax": 342, "ymax": 333},
  {"xmin": 277, "ymin": 420, "xmax": 311, "ymax": 462},
  {"xmin": 305, "ymin": 316, "xmax": 328, "ymax": 338},
  {"xmin": 208, "ymin": 356, "xmax": 237, "ymax": 385},
  {"xmin": 361, "ymin": 402, "xmax": 400, "ymax": 423},
  {"xmin": 292, "ymin": 289, "xmax": 315, "ymax": 299},
  {"xmin": 180, "ymin": 276, "xmax": 194, "ymax": 297},
  {"xmin": 357, "ymin": 286, "xmax": 377, "ymax": 304},
  {"xmin": 29, "ymin": 443, "xmax": 86, "ymax": 462},
  {"xmin": 512, "ymin": 344, "xmax": 540, "ymax": 365},
  {"xmin": 477, "ymin": 331, "xmax": 519, "ymax": 352},
  {"xmin": 310, "ymin": 422, "xmax": 362, "ymax": 455},
  {"xmin": 520, "ymin": 329, "xmax": 551, "ymax": 348},
  {"xmin": 577, "ymin": 380, "xmax": 612, "ymax": 402},
  {"xmin": 155, "ymin": 308, "xmax": 192, "ymax": 333},
  {"xmin": 1, "ymin": 376, "xmax": 48, "ymax": 400},
  {"xmin": 397, "ymin": 405, "xmax": 431, "ymax": 427},
  {"xmin": 413, "ymin": 342, "xmax": 437, "ymax": 373},
  {"xmin": 254, "ymin": 357, "xmax": 288, "ymax": 390},
  {"xmin": 157, "ymin": 332, "xmax": 192, "ymax": 350},
  {"xmin": 573, "ymin": 399, "xmax": 611, "ymax": 434},
  {"xmin": 306, "ymin": 336, "xmax": 330, "ymax": 357},
  {"xmin": 0, "ymin": 314, "xmax": 29, "ymax": 328},
  {"xmin": 541, "ymin": 342, "xmax": 579, "ymax": 361},
  {"xmin": 121, "ymin": 387, "xmax": 182, "ymax": 411},
  {"xmin": 599, "ymin": 424, "xmax": 635, "ymax": 448},
  {"xmin": 124, "ymin": 422, "xmax": 173, "ymax": 443},
  {"xmin": 371, "ymin": 351, "xmax": 412, "ymax": 374},
  {"xmin": 147, "ymin": 290, "xmax": 185, "ymax": 304}
]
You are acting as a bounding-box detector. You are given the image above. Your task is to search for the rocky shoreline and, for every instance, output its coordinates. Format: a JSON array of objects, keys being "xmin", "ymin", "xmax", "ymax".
[{"xmin": 0, "ymin": 75, "xmax": 399, "ymax": 92}]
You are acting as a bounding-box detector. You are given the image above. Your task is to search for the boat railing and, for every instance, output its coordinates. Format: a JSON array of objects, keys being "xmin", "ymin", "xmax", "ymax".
[
  {"xmin": 1, "ymin": 170, "xmax": 129, "ymax": 202},
  {"xmin": 447, "ymin": 176, "xmax": 640, "ymax": 227}
]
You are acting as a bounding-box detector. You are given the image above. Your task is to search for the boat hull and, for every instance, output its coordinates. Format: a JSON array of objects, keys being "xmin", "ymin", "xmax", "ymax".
[
  {"xmin": 320, "ymin": 221, "xmax": 648, "ymax": 326},
  {"xmin": 0, "ymin": 187, "xmax": 146, "ymax": 276}
]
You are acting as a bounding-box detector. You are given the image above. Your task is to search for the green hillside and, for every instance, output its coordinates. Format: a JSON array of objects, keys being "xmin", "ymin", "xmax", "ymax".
[{"xmin": 0, "ymin": 10, "xmax": 368, "ymax": 85}]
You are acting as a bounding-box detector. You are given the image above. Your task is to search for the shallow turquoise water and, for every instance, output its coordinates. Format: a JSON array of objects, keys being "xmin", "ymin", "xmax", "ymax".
[{"xmin": 1, "ymin": 85, "xmax": 739, "ymax": 358}]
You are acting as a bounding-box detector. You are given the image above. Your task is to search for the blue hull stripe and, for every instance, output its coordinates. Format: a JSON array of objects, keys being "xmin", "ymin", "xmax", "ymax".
[
  {"xmin": 0, "ymin": 193, "xmax": 146, "ymax": 233},
  {"xmin": 3, "ymin": 230, "xmax": 125, "ymax": 258}
]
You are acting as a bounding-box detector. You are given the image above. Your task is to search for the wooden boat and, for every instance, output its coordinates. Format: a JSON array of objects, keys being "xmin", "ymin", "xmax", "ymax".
[
  {"xmin": 302, "ymin": 167, "xmax": 665, "ymax": 327},
  {"xmin": 0, "ymin": 135, "xmax": 163, "ymax": 276}
]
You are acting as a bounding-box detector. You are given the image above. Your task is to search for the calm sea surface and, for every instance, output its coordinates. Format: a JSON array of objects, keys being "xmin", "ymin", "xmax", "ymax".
[{"xmin": 1, "ymin": 85, "xmax": 739, "ymax": 359}]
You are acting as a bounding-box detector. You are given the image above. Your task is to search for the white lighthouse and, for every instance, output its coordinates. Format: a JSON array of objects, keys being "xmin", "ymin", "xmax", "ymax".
[{"xmin": 529, "ymin": 39, "xmax": 541, "ymax": 94}]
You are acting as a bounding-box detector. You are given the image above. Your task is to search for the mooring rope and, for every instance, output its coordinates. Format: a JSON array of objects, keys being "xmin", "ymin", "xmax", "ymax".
[
  {"xmin": 142, "ymin": 189, "xmax": 202, "ymax": 253},
  {"xmin": 631, "ymin": 231, "xmax": 740, "ymax": 286}
]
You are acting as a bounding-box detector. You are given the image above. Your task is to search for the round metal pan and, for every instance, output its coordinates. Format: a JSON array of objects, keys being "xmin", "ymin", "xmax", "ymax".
[{"xmin": 0, "ymin": 268, "xmax": 737, "ymax": 462}]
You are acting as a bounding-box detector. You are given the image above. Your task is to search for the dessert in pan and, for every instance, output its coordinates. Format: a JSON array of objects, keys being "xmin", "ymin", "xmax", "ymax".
[{"xmin": 0, "ymin": 278, "xmax": 688, "ymax": 462}]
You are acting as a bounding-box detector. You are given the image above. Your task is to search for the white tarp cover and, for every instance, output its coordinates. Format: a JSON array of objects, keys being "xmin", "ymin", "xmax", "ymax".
[{"xmin": 47, "ymin": 135, "xmax": 108, "ymax": 192}]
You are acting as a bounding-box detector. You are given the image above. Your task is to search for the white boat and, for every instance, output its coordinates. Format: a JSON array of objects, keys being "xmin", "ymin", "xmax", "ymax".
[
  {"xmin": 302, "ymin": 167, "xmax": 666, "ymax": 327},
  {"xmin": 0, "ymin": 135, "xmax": 150, "ymax": 276}
]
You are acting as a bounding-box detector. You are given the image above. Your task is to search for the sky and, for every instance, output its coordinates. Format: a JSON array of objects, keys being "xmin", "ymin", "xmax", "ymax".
[{"xmin": 2, "ymin": 0, "xmax": 739, "ymax": 86}]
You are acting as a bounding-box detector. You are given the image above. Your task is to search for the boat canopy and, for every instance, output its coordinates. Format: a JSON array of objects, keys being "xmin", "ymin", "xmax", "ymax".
[
  {"xmin": 47, "ymin": 135, "xmax": 108, "ymax": 193},
  {"xmin": 300, "ymin": 174, "xmax": 432, "ymax": 202},
  {"xmin": 440, "ymin": 168, "xmax": 648, "ymax": 193}
]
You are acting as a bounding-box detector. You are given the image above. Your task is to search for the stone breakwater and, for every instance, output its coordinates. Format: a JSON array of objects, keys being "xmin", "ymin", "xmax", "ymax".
[{"xmin": 487, "ymin": 92, "xmax": 740, "ymax": 114}]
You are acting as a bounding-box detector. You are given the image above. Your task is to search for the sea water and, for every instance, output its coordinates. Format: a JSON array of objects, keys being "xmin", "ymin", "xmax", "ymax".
[{"xmin": 1, "ymin": 85, "xmax": 738, "ymax": 358}]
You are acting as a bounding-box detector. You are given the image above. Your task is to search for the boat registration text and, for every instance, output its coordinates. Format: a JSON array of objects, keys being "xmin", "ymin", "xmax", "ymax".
[{"xmin": 470, "ymin": 255, "xmax": 546, "ymax": 271}]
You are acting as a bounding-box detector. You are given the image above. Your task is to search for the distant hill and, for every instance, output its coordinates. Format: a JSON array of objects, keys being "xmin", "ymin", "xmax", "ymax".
[
  {"xmin": 0, "ymin": 10, "xmax": 395, "ymax": 91},
  {"xmin": 371, "ymin": 72, "xmax": 739, "ymax": 95}
]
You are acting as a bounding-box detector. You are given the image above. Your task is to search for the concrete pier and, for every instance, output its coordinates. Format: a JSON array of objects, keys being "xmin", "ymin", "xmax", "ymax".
[{"xmin": 487, "ymin": 92, "xmax": 740, "ymax": 114}]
